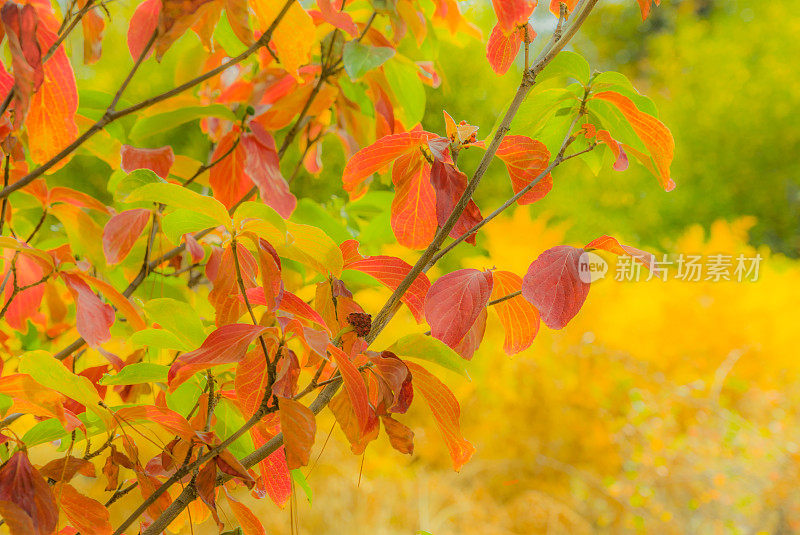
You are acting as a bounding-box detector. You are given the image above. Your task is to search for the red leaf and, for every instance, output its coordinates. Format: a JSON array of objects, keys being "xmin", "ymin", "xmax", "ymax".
[
  {"xmin": 249, "ymin": 427, "xmax": 291, "ymax": 508},
  {"xmin": 596, "ymin": 130, "xmax": 629, "ymax": 171},
  {"xmin": 0, "ymin": 500, "xmax": 36, "ymax": 535},
  {"xmin": 317, "ymin": 0, "xmax": 357, "ymax": 36},
  {"xmin": 490, "ymin": 270, "xmax": 540, "ymax": 355},
  {"xmin": 584, "ymin": 235, "xmax": 656, "ymax": 271},
  {"xmin": 242, "ymin": 124, "xmax": 296, "ymax": 218},
  {"xmin": 424, "ymin": 269, "xmax": 493, "ymax": 349},
  {"xmin": 495, "ymin": 135, "xmax": 552, "ymax": 204},
  {"xmin": 492, "ymin": 0, "xmax": 537, "ymax": 31},
  {"xmin": 2, "ymin": 251, "xmax": 45, "ymax": 330},
  {"xmin": 486, "ymin": 23, "xmax": 523, "ymax": 76},
  {"xmin": 114, "ymin": 405, "xmax": 196, "ymax": 441},
  {"xmin": 120, "ymin": 145, "xmax": 174, "ymax": 178},
  {"xmin": 278, "ymin": 396, "xmax": 316, "ymax": 469},
  {"xmin": 57, "ymin": 483, "xmax": 112, "ymax": 535},
  {"xmin": 127, "ymin": 0, "xmax": 160, "ymax": 59},
  {"xmin": 168, "ymin": 323, "xmax": 268, "ymax": 391},
  {"xmin": 593, "ymin": 91, "xmax": 675, "ymax": 191},
  {"xmin": 209, "ymin": 128, "xmax": 249, "ymax": 209},
  {"xmin": 328, "ymin": 344, "xmax": 377, "ymax": 438},
  {"xmin": 342, "ymin": 131, "xmax": 434, "ymax": 199},
  {"xmin": 340, "ymin": 240, "xmax": 431, "ymax": 323},
  {"xmin": 0, "ymin": 451, "xmax": 58, "ymax": 535},
  {"xmin": 102, "ymin": 209, "xmax": 151, "ymax": 265},
  {"xmin": 521, "ymin": 245, "xmax": 589, "ymax": 330},
  {"xmin": 71, "ymin": 272, "xmax": 146, "ymax": 331},
  {"xmin": 430, "ymin": 159, "xmax": 482, "ymax": 246},
  {"xmin": 0, "ymin": 2, "xmax": 43, "ymax": 129},
  {"xmin": 61, "ymin": 272, "xmax": 114, "ymax": 347},
  {"xmin": 391, "ymin": 152, "xmax": 437, "ymax": 249},
  {"xmin": 184, "ymin": 233, "xmax": 204, "ymax": 262},
  {"xmin": 404, "ymin": 361, "xmax": 474, "ymax": 471},
  {"xmin": 452, "ymin": 307, "xmax": 486, "ymax": 360}
]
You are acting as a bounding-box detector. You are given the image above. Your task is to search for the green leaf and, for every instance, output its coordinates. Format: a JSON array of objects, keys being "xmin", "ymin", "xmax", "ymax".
[
  {"xmin": 277, "ymin": 221, "xmax": 344, "ymax": 277},
  {"xmin": 343, "ymin": 41, "xmax": 395, "ymax": 80},
  {"xmin": 507, "ymin": 88, "xmax": 576, "ymax": 139},
  {"xmin": 108, "ymin": 168, "xmax": 165, "ymax": 201},
  {"xmin": 129, "ymin": 105, "xmax": 237, "ymax": 142},
  {"xmin": 162, "ymin": 208, "xmax": 220, "ymax": 245},
  {"xmin": 214, "ymin": 11, "xmax": 248, "ymax": 56},
  {"xmin": 388, "ymin": 334, "xmax": 470, "ymax": 377},
  {"xmin": 537, "ymin": 51, "xmax": 590, "ymax": 85},
  {"xmin": 22, "ymin": 419, "xmax": 67, "ymax": 447},
  {"xmin": 130, "ymin": 328, "xmax": 193, "ymax": 351},
  {"xmin": 214, "ymin": 399, "xmax": 255, "ymax": 459},
  {"xmin": 18, "ymin": 351, "xmax": 112, "ymax": 428},
  {"xmin": 590, "ymin": 71, "xmax": 659, "ymax": 117},
  {"xmin": 338, "ymin": 77, "xmax": 374, "ymax": 118},
  {"xmin": 291, "ymin": 199, "xmax": 352, "ymax": 244},
  {"xmin": 143, "ymin": 298, "xmax": 207, "ymax": 348},
  {"xmin": 99, "ymin": 363, "xmax": 170, "ymax": 385},
  {"xmin": 587, "ymin": 99, "xmax": 647, "ymax": 153},
  {"xmin": 233, "ymin": 201, "xmax": 287, "ymax": 244},
  {"xmin": 291, "ymin": 469, "xmax": 313, "ymax": 504},
  {"xmin": 125, "ymin": 182, "xmax": 231, "ymax": 228},
  {"xmin": 383, "ymin": 56, "xmax": 425, "ymax": 127}
]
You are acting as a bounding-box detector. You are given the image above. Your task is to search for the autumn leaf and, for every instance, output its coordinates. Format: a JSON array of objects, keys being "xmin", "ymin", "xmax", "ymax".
[
  {"xmin": 1, "ymin": 250, "xmax": 46, "ymax": 330},
  {"xmin": 196, "ymin": 461, "xmax": 223, "ymax": 530},
  {"xmin": 549, "ymin": 0, "xmax": 579, "ymax": 15},
  {"xmin": 102, "ymin": 208, "xmax": 151, "ymax": 265},
  {"xmin": 26, "ymin": 24, "xmax": 79, "ymax": 165},
  {"xmin": 57, "ymin": 483, "xmax": 113, "ymax": 535},
  {"xmin": 593, "ymin": 91, "xmax": 675, "ymax": 191},
  {"xmin": 636, "ymin": 0, "xmax": 662, "ymax": 20},
  {"xmin": 114, "ymin": 405, "xmax": 196, "ymax": 441},
  {"xmin": 235, "ymin": 349, "xmax": 270, "ymax": 419},
  {"xmin": 81, "ymin": 7, "xmax": 105, "ymax": 64},
  {"xmin": 128, "ymin": 0, "xmax": 160, "ymax": 59},
  {"xmin": 61, "ymin": 273, "xmax": 115, "ymax": 347},
  {"xmin": 209, "ymin": 128, "xmax": 248, "ymax": 209},
  {"xmin": 381, "ymin": 415, "xmax": 415, "ymax": 455},
  {"xmin": 317, "ymin": 0, "xmax": 357, "ymax": 37},
  {"xmin": 168, "ymin": 323, "xmax": 268, "ymax": 390},
  {"xmin": 495, "ymin": 135, "xmax": 552, "ymax": 204},
  {"xmin": 278, "ymin": 396, "xmax": 316, "ymax": 469},
  {"xmin": 120, "ymin": 145, "xmax": 175, "ymax": 178},
  {"xmin": 38, "ymin": 456, "xmax": 95, "ymax": 482},
  {"xmin": 136, "ymin": 470, "xmax": 172, "ymax": 520},
  {"xmin": 430, "ymin": 159, "xmax": 483, "ymax": 246},
  {"xmin": 241, "ymin": 123, "xmax": 296, "ymax": 218},
  {"xmin": 486, "ymin": 22, "xmax": 525, "ymax": 76},
  {"xmin": 521, "ymin": 245, "xmax": 589, "ymax": 330},
  {"xmin": 492, "ymin": 0, "xmax": 537, "ymax": 32},
  {"xmin": 490, "ymin": 270, "xmax": 540, "ymax": 354},
  {"xmin": 452, "ymin": 307, "xmax": 487, "ymax": 360},
  {"xmin": 391, "ymin": 152, "xmax": 437, "ymax": 249},
  {"xmin": 425, "ymin": 269, "xmax": 493, "ymax": 349},
  {"xmin": 0, "ymin": 373, "xmax": 78, "ymax": 430},
  {"xmin": 1, "ymin": 2, "xmax": 43, "ymax": 129},
  {"xmin": 0, "ymin": 451, "xmax": 58, "ymax": 535},
  {"xmin": 404, "ymin": 361, "xmax": 474, "ymax": 471},
  {"xmin": 252, "ymin": 0, "xmax": 314, "ymax": 78},
  {"xmin": 225, "ymin": 0, "xmax": 253, "ymax": 45},
  {"xmin": 226, "ymin": 490, "xmax": 268, "ymax": 535},
  {"xmin": 329, "ymin": 344, "xmax": 377, "ymax": 438},
  {"xmin": 340, "ymin": 239, "xmax": 431, "ymax": 323},
  {"xmin": 249, "ymin": 427, "xmax": 291, "ymax": 508},
  {"xmin": 584, "ymin": 235, "xmax": 656, "ymax": 271},
  {"xmin": 154, "ymin": 0, "xmax": 217, "ymax": 60}
]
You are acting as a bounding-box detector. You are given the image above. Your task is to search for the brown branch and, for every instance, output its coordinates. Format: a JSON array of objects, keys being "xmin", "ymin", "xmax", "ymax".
[
  {"xmin": 0, "ymin": 156, "xmax": 9, "ymax": 235},
  {"xmin": 0, "ymin": 0, "xmax": 297, "ymax": 200}
]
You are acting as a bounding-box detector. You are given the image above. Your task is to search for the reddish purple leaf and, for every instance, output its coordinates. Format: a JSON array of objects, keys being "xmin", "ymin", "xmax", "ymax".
[
  {"xmin": 242, "ymin": 122, "xmax": 296, "ymax": 218},
  {"xmin": 521, "ymin": 245, "xmax": 590, "ymax": 330},
  {"xmin": 0, "ymin": 451, "xmax": 58, "ymax": 535},
  {"xmin": 424, "ymin": 269, "xmax": 493, "ymax": 349},
  {"xmin": 430, "ymin": 159, "xmax": 482, "ymax": 246}
]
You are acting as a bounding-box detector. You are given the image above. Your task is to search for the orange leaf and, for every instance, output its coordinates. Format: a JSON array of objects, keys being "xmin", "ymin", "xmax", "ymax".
[
  {"xmin": 114, "ymin": 405, "xmax": 196, "ymax": 441},
  {"xmin": 381, "ymin": 415, "xmax": 414, "ymax": 455},
  {"xmin": 57, "ymin": 483, "xmax": 112, "ymax": 535},
  {"xmin": 249, "ymin": 427, "xmax": 291, "ymax": 508},
  {"xmin": 168, "ymin": 323, "xmax": 268, "ymax": 391},
  {"xmin": 209, "ymin": 128, "xmax": 248, "ymax": 209},
  {"xmin": 404, "ymin": 361, "xmax": 474, "ymax": 471},
  {"xmin": 495, "ymin": 135, "xmax": 552, "ymax": 204},
  {"xmin": 81, "ymin": 8, "xmax": 105, "ymax": 64},
  {"xmin": 120, "ymin": 144, "xmax": 174, "ymax": 178},
  {"xmin": 390, "ymin": 152, "xmax": 437, "ymax": 249},
  {"xmin": 235, "ymin": 349, "xmax": 270, "ymax": 419},
  {"xmin": 637, "ymin": 0, "xmax": 661, "ymax": 20},
  {"xmin": 593, "ymin": 90, "xmax": 675, "ymax": 191},
  {"xmin": 490, "ymin": 270, "xmax": 540, "ymax": 355},
  {"xmin": 71, "ymin": 272, "xmax": 147, "ymax": 331},
  {"xmin": 328, "ymin": 344, "xmax": 377, "ymax": 438},
  {"xmin": 225, "ymin": 0, "xmax": 253, "ymax": 45},
  {"xmin": 154, "ymin": 0, "xmax": 216, "ymax": 59},
  {"xmin": 253, "ymin": 1, "xmax": 314, "ymax": 78},
  {"xmin": 136, "ymin": 471, "xmax": 172, "ymax": 520},
  {"xmin": 1, "ymin": 250, "xmax": 45, "ymax": 330},
  {"xmin": 0, "ymin": 374, "xmax": 77, "ymax": 430},
  {"xmin": 492, "ymin": 0, "xmax": 537, "ymax": 32},
  {"xmin": 549, "ymin": 0, "xmax": 579, "ymax": 15},
  {"xmin": 584, "ymin": 235, "xmax": 656, "ymax": 271},
  {"xmin": 486, "ymin": 23, "xmax": 523, "ymax": 76},
  {"xmin": 26, "ymin": 25, "xmax": 78, "ymax": 165},
  {"xmin": 278, "ymin": 396, "xmax": 316, "ymax": 469},
  {"xmin": 340, "ymin": 240, "xmax": 431, "ymax": 323},
  {"xmin": 317, "ymin": 0, "xmax": 357, "ymax": 36},
  {"xmin": 226, "ymin": 490, "xmax": 267, "ymax": 535}
]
